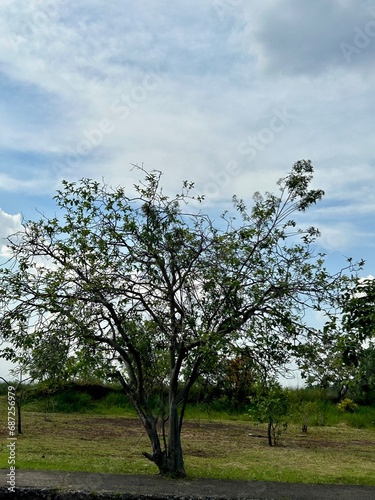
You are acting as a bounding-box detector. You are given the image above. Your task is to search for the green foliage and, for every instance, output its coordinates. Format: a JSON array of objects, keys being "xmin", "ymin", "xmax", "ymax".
[
  {"xmin": 298, "ymin": 401, "xmax": 320, "ymax": 431},
  {"xmin": 49, "ymin": 391, "xmax": 94, "ymax": 413},
  {"xmin": 287, "ymin": 386, "xmax": 328, "ymax": 404},
  {"xmin": 286, "ymin": 387, "xmax": 329, "ymax": 429},
  {"xmin": 342, "ymin": 278, "xmax": 375, "ymax": 341},
  {"xmin": 298, "ymin": 264, "xmax": 375, "ymax": 398},
  {"xmin": 352, "ymin": 344, "xmax": 375, "ymax": 404},
  {"xmin": 23, "ymin": 384, "xmax": 94, "ymax": 414},
  {"xmin": 336, "ymin": 398, "xmax": 358, "ymax": 413},
  {"xmin": 0, "ymin": 161, "xmax": 362, "ymax": 477},
  {"xmin": 249, "ymin": 383, "xmax": 289, "ymax": 422},
  {"xmin": 249, "ymin": 382, "xmax": 290, "ymax": 446},
  {"xmin": 0, "ymin": 382, "xmax": 11, "ymax": 395},
  {"xmin": 285, "ymin": 388, "xmax": 375, "ymax": 429},
  {"xmin": 187, "ymin": 354, "xmax": 261, "ymax": 410},
  {"xmin": 8, "ymin": 381, "xmax": 375, "ymax": 429},
  {"xmin": 313, "ymin": 275, "xmax": 375, "ymax": 404},
  {"xmin": 22, "ymin": 382, "xmax": 134, "ymax": 415},
  {"xmin": 98, "ymin": 391, "xmax": 131, "ymax": 409},
  {"xmin": 342, "ymin": 406, "xmax": 375, "ymax": 429}
]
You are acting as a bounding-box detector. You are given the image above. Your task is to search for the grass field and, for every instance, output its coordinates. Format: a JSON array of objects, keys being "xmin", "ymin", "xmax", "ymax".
[{"xmin": 1, "ymin": 395, "xmax": 375, "ymax": 485}]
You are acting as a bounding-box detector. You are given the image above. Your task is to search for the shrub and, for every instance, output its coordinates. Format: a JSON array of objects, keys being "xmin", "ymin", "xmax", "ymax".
[
  {"xmin": 47, "ymin": 390, "xmax": 94, "ymax": 413},
  {"xmin": 336, "ymin": 398, "xmax": 358, "ymax": 413},
  {"xmin": 99, "ymin": 391, "xmax": 129, "ymax": 408},
  {"xmin": 249, "ymin": 383, "xmax": 290, "ymax": 446}
]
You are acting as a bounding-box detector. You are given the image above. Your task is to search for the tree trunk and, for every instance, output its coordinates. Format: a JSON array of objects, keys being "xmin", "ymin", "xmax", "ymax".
[
  {"xmin": 166, "ymin": 403, "xmax": 186, "ymax": 477},
  {"xmin": 141, "ymin": 413, "xmax": 166, "ymax": 472},
  {"xmin": 16, "ymin": 398, "xmax": 22, "ymax": 434},
  {"xmin": 267, "ymin": 420, "xmax": 273, "ymax": 447},
  {"xmin": 116, "ymin": 373, "xmax": 186, "ymax": 477},
  {"xmin": 140, "ymin": 403, "xmax": 186, "ymax": 477}
]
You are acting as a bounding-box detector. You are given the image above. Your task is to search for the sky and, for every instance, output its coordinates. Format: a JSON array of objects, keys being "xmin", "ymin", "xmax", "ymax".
[{"xmin": 0, "ymin": 0, "xmax": 375, "ymax": 380}]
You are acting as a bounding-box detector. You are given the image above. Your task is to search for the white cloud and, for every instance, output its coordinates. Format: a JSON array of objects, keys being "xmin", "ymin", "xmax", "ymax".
[
  {"xmin": 0, "ymin": 0, "xmax": 374, "ymax": 274},
  {"xmin": 0, "ymin": 209, "xmax": 22, "ymax": 259},
  {"xmin": 314, "ymin": 222, "xmax": 359, "ymax": 252},
  {"xmin": 0, "ymin": 208, "xmax": 21, "ymax": 237}
]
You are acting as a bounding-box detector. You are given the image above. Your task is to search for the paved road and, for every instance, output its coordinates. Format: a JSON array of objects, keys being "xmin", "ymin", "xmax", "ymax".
[{"xmin": 1, "ymin": 469, "xmax": 375, "ymax": 499}]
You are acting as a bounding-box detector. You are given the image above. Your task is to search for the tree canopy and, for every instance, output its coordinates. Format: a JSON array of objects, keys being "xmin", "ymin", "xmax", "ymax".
[
  {"xmin": 0, "ymin": 160, "xmax": 360, "ymax": 477},
  {"xmin": 340, "ymin": 277, "xmax": 375, "ymax": 401},
  {"xmin": 342, "ymin": 277, "xmax": 375, "ymax": 341},
  {"xmin": 298, "ymin": 276, "xmax": 374, "ymax": 401}
]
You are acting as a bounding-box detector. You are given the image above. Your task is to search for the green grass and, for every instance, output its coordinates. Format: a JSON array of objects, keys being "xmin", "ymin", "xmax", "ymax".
[
  {"xmin": 1, "ymin": 395, "xmax": 375, "ymax": 485},
  {"xmin": 322, "ymin": 403, "xmax": 375, "ymax": 428}
]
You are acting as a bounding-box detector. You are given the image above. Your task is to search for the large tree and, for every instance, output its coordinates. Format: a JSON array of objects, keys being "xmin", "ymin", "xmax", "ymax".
[
  {"xmin": 0, "ymin": 161, "xmax": 359, "ymax": 477},
  {"xmin": 297, "ymin": 278, "xmax": 375, "ymax": 401},
  {"xmin": 342, "ymin": 277, "xmax": 375, "ymax": 341},
  {"xmin": 340, "ymin": 277, "xmax": 375, "ymax": 401}
]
